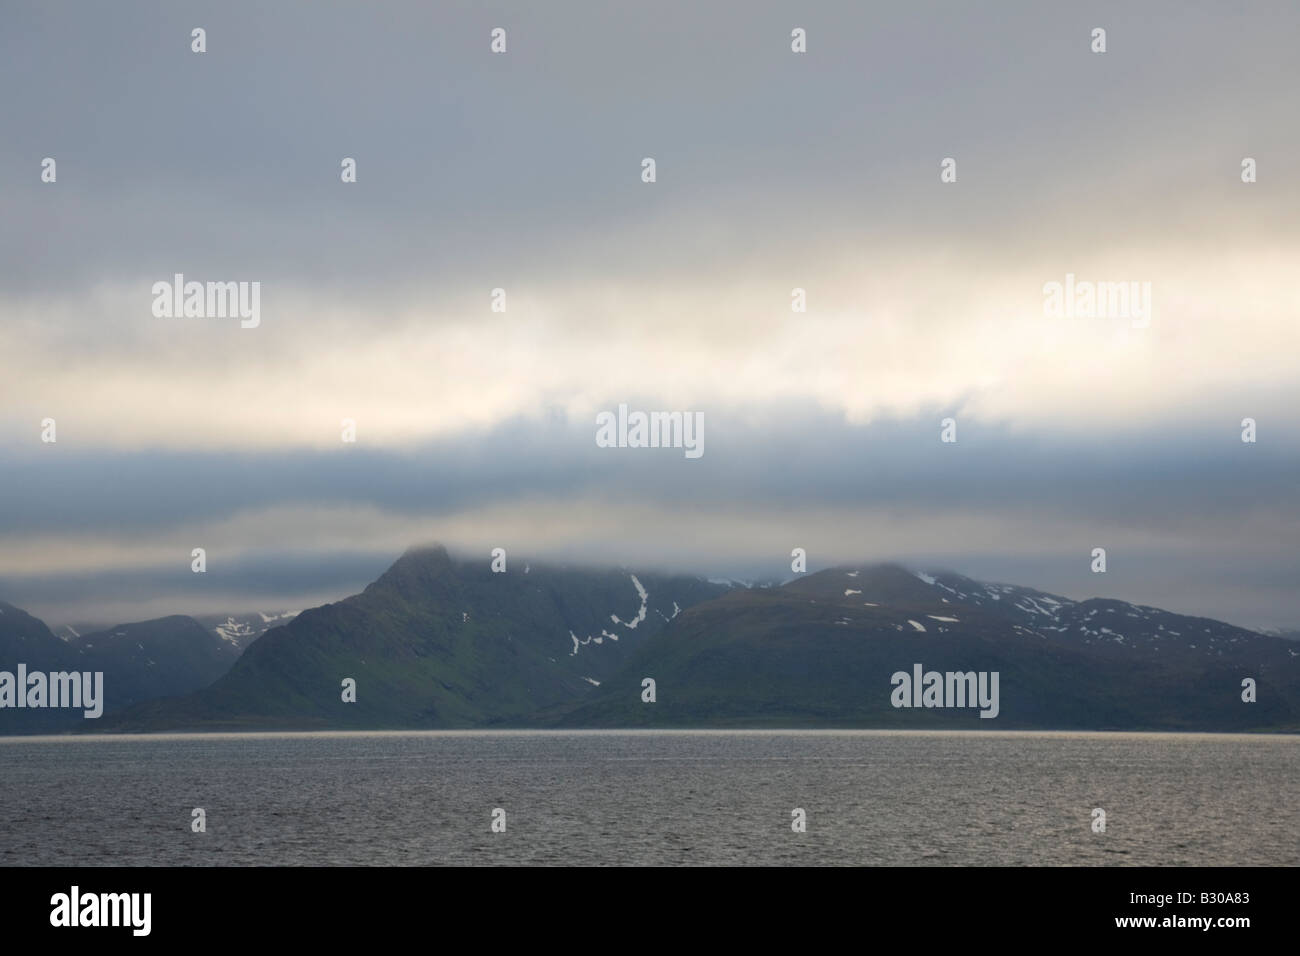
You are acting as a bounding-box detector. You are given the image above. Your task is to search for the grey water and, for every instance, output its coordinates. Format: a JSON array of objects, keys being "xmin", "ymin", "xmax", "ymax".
[{"xmin": 1, "ymin": 730, "xmax": 1295, "ymax": 866}]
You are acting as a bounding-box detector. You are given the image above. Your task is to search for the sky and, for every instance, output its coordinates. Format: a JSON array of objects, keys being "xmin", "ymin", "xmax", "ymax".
[{"xmin": 1, "ymin": 1, "xmax": 1297, "ymax": 630}]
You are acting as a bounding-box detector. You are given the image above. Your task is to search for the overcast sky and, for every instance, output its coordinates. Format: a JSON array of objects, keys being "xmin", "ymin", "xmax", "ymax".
[{"xmin": 1, "ymin": 1, "xmax": 1297, "ymax": 629}]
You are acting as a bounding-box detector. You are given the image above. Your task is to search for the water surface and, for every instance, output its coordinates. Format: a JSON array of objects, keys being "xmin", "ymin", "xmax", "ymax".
[{"xmin": 1, "ymin": 731, "xmax": 1295, "ymax": 866}]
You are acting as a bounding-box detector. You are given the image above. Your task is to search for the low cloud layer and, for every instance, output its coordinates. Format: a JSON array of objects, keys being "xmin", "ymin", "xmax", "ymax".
[{"xmin": 2, "ymin": 411, "xmax": 1296, "ymax": 630}]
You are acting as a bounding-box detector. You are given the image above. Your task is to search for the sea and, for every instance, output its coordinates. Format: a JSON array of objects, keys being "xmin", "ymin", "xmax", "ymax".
[{"xmin": 1, "ymin": 730, "xmax": 1295, "ymax": 866}]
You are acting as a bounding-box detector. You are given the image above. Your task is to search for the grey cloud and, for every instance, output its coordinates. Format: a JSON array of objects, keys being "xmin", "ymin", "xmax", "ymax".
[
  {"xmin": 1, "ymin": 409, "xmax": 1295, "ymax": 535},
  {"xmin": 2, "ymin": 409, "xmax": 1296, "ymax": 628},
  {"xmin": 2, "ymin": 2, "xmax": 1297, "ymax": 629},
  {"xmin": 3, "ymin": 1, "xmax": 1297, "ymax": 294}
]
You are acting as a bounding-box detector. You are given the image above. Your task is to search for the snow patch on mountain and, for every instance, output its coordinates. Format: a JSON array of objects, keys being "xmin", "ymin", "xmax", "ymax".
[
  {"xmin": 215, "ymin": 618, "xmax": 256, "ymax": 645},
  {"xmin": 256, "ymin": 611, "xmax": 298, "ymax": 624},
  {"xmin": 609, "ymin": 574, "xmax": 649, "ymax": 630},
  {"xmin": 1015, "ymin": 595, "xmax": 1058, "ymax": 617},
  {"xmin": 572, "ymin": 574, "xmax": 651, "ymax": 655}
]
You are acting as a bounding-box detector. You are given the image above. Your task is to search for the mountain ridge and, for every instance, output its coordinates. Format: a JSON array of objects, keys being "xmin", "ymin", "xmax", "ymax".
[
  {"xmin": 4, "ymin": 549, "xmax": 1297, "ymax": 734},
  {"xmin": 101, "ymin": 545, "xmax": 729, "ymax": 731},
  {"xmin": 562, "ymin": 564, "xmax": 1299, "ymax": 731}
]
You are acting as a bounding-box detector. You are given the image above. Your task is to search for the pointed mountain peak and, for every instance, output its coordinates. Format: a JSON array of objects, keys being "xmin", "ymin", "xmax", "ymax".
[
  {"xmin": 395, "ymin": 543, "xmax": 453, "ymax": 565},
  {"xmin": 368, "ymin": 544, "xmax": 458, "ymax": 597}
]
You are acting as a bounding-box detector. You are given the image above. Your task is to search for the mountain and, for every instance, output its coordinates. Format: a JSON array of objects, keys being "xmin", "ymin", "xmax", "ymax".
[
  {"xmin": 562, "ymin": 564, "xmax": 1300, "ymax": 731},
  {"xmin": 52, "ymin": 622, "xmax": 110, "ymax": 642},
  {"xmin": 0, "ymin": 605, "xmax": 240, "ymax": 732},
  {"xmin": 106, "ymin": 546, "xmax": 728, "ymax": 731},
  {"xmin": 194, "ymin": 611, "xmax": 300, "ymax": 651},
  {"xmin": 0, "ymin": 601, "xmax": 85, "ymax": 731},
  {"xmin": 37, "ymin": 554, "xmax": 1300, "ymax": 733},
  {"xmin": 71, "ymin": 617, "xmax": 239, "ymax": 711}
]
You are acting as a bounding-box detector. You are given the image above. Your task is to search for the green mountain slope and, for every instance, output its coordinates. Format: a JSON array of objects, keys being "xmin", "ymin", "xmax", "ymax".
[
  {"xmin": 557, "ymin": 565, "xmax": 1300, "ymax": 731},
  {"xmin": 107, "ymin": 546, "xmax": 728, "ymax": 730}
]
